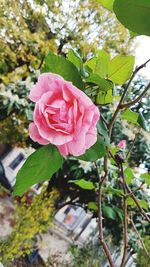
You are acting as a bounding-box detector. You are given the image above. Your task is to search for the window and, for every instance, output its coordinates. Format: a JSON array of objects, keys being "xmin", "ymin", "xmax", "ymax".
[{"xmin": 9, "ymin": 153, "xmax": 25, "ymax": 170}]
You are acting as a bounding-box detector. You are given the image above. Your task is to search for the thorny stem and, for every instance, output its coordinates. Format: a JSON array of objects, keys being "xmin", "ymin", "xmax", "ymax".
[
  {"xmin": 120, "ymin": 163, "xmax": 128, "ymax": 267},
  {"xmin": 95, "ymin": 159, "xmax": 116, "ymax": 267}
]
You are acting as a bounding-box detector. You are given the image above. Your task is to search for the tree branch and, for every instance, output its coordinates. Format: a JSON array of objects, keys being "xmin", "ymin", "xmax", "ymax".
[
  {"xmin": 130, "ymin": 217, "xmax": 150, "ymax": 259},
  {"xmin": 125, "ymin": 184, "xmax": 150, "ymax": 223},
  {"xmin": 111, "ymin": 152, "xmax": 150, "ymax": 223},
  {"xmin": 95, "ymin": 159, "xmax": 116, "ymax": 267},
  {"xmin": 119, "ymin": 163, "xmax": 128, "ymax": 267},
  {"xmin": 126, "ymin": 130, "xmax": 140, "ymax": 159},
  {"xmin": 100, "ymin": 113, "xmax": 109, "ymax": 129},
  {"xmin": 121, "ymin": 82, "xmax": 150, "ymax": 109}
]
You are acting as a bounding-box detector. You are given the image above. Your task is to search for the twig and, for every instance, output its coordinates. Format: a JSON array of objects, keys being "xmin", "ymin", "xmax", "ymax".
[
  {"xmin": 95, "ymin": 159, "xmax": 116, "ymax": 267},
  {"xmin": 126, "ymin": 182, "xmax": 145, "ymax": 197},
  {"xmin": 109, "ymin": 150, "xmax": 150, "ymax": 224},
  {"xmin": 126, "ymin": 131, "xmax": 140, "ymax": 159},
  {"xmin": 100, "ymin": 113, "xmax": 109, "ymax": 128},
  {"xmin": 121, "ymin": 82, "xmax": 150, "ymax": 109},
  {"xmin": 120, "ymin": 163, "xmax": 128, "ymax": 267},
  {"xmin": 130, "ymin": 217, "xmax": 150, "ymax": 259},
  {"xmin": 125, "ymin": 184, "xmax": 150, "ymax": 223}
]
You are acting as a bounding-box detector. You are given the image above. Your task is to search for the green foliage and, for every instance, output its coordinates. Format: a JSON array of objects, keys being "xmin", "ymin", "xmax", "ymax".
[
  {"xmin": 103, "ymin": 186, "xmax": 123, "ymax": 197},
  {"xmin": 102, "ymin": 205, "xmax": 116, "ymax": 220},
  {"xmin": 86, "ymin": 73, "xmax": 113, "ymax": 104},
  {"xmin": 13, "ymin": 145, "xmax": 63, "ymax": 196},
  {"xmin": 127, "ymin": 197, "xmax": 149, "ymax": 210},
  {"xmin": 69, "ymin": 179, "xmax": 95, "ymax": 190},
  {"xmin": 42, "ymin": 51, "xmax": 84, "ymax": 90},
  {"xmin": 68, "ymin": 49, "xmax": 83, "ymax": 72},
  {"xmin": 96, "ymin": 88, "xmax": 113, "ymax": 104},
  {"xmin": 140, "ymin": 173, "xmax": 150, "ymax": 186},
  {"xmin": 85, "ymin": 50, "xmax": 110, "ymax": 78},
  {"xmin": 71, "ymin": 242, "xmax": 103, "ymax": 267},
  {"xmin": 137, "ymin": 112, "xmax": 149, "ymax": 131},
  {"xmin": 124, "ymin": 167, "xmax": 134, "ymax": 184},
  {"xmin": 86, "ymin": 73, "xmax": 111, "ymax": 89},
  {"xmin": 114, "ymin": 0, "xmax": 150, "ymax": 36},
  {"xmin": 122, "ymin": 109, "xmax": 139, "ymax": 124},
  {"xmin": 88, "ymin": 201, "xmax": 98, "ymax": 211},
  {"xmin": 136, "ymin": 236, "xmax": 150, "ymax": 267},
  {"xmin": 108, "ymin": 55, "xmax": 135, "ymax": 85},
  {"xmin": 77, "ymin": 137, "xmax": 106, "ymax": 161},
  {"xmin": 122, "ymin": 109, "xmax": 149, "ymax": 131},
  {"xmin": 97, "ymin": 0, "xmax": 114, "ymax": 11},
  {"xmin": 97, "ymin": 119, "xmax": 110, "ymax": 146},
  {"xmin": 0, "ymin": 187, "xmax": 58, "ymax": 264}
]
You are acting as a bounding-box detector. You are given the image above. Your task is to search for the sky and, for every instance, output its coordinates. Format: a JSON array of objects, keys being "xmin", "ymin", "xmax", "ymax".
[{"xmin": 135, "ymin": 36, "xmax": 150, "ymax": 79}]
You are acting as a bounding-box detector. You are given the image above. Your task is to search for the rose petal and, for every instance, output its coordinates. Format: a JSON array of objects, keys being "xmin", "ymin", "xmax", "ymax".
[
  {"xmin": 29, "ymin": 73, "xmax": 63, "ymax": 102},
  {"xmin": 29, "ymin": 123, "xmax": 49, "ymax": 145}
]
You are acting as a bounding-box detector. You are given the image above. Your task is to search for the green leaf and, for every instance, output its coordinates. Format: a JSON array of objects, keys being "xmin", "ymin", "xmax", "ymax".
[
  {"xmin": 141, "ymin": 173, "xmax": 150, "ymax": 186},
  {"xmin": 88, "ymin": 202, "xmax": 98, "ymax": 211},
  {"xmin": 103, "ymin": 186, "xmax": 123, "ymax": 197},
  {"xmin": 124, "ymin": 167, "xmax": 134, "ymax": 184},
  {"xmin": 85, "ymin": 57, "xmax": 97, "ymax": 72},
  {"xmin": 77, "ymin": 137, "xmax": 106, "ymax": 162},
  {"xmin": 108, "ymin": 55, "xmax": 135, "ymax": 85},
  {"xmin": 113, "ymin": 207, "xmax": 123, "ymax": 221},
  {"xmin": 110, "ymin": 146, "xmax": 119, "ymax": 156},
  {"xmin": 102, "ymin": 205, "xmax": 116, "ymax": 220},
  {"xmin": 86, "ymin": 73, "xmax": 113, "ymax": 91},
  {"xmin": 13, "ymin": 145, "xmax": 63, "ymax": 196},
  {"xmin": 97, "ymin": 119, "xmax": 110, "ymax": 146},
  {"xmin": 69, "ymin": 179, "xmax": 95, "ymax": 190},
  {"xmin": 85, "ymin": 50, "xmax": 110, "ymax": 78},
  {"xmin": 96, "ymin": 50, "xmax": 110, "ymax": 78},
  {"xmin": 42, "ymin": 51, "xmax": 84, "ymax": 90},
  {"xmin": 68, "ymin": 49, "xmax": 82, "ymax": 71},
  {"xmin": 127, "ymin": 197, "xmax": 148, "ymax": 210},
  {"xmin": 97, "ymin": 0, "xmax": 114, "ymax": 11},
  {"xmin": 138, "ymin": 112, "xmax": 150, "ymax": 131},
  {"xmin": 96, "ymin": 89, "xmax": 113, "ymax": 104},
  {"xmin": 122, "ymin": 109, "xmax": 149, "ymax": 131},
  {"xmin": 122, "ymin": 109, "xmax": 139, "ymax": 124},
  {"xmin": 113, "ymin": 0, "xmax": 150, "ymax": 36}
]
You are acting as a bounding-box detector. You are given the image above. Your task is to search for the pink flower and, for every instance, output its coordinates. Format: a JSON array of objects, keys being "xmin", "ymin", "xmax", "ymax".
[
  {"xmin": 29, "ymin": 73, "xmax": 100, "ymax": 156},
  {"xmin": 118, "ymin": 140, "xmax": 126, "ymax": 149}
]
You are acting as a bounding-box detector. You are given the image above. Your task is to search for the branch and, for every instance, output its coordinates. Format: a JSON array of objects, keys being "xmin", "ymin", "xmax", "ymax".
[
  {"xmin": 95, "ymin": 159, "xmax": 116, "ymax": 267},
  {"xmin": 111, "ymin": 153, "xmax": 150, "ymax": 223},
  {"xmin": 125, "ymin": 184, "xmax": 150, "ymax": 223},
  {"xmin": 100, "ymin": 113, "xmax": 109, "ymax": 129},
  {"xmin": 121, "ymin": 82, "xmax": 150, "ymax": 109},
  {"xmin": 126, "ymin": 130, "xmax": 140, "ymax": 159},
  {"xmin": 130, "ymin": 217, "xmax": 150, "ymax": 259},
  {"xmin": 119, "ymin": 163, "xmax": 128, "ymax": 267}
]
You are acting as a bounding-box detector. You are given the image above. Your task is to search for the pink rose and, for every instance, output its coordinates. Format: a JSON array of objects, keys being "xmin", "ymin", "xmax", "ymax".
[
  {"xmin": 118, "ymin": 140, "xmax": 126, "ymax": 149},
  {"xmin": 29, "ymin": 73, "xmax": 100, "ymax": 156}
]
